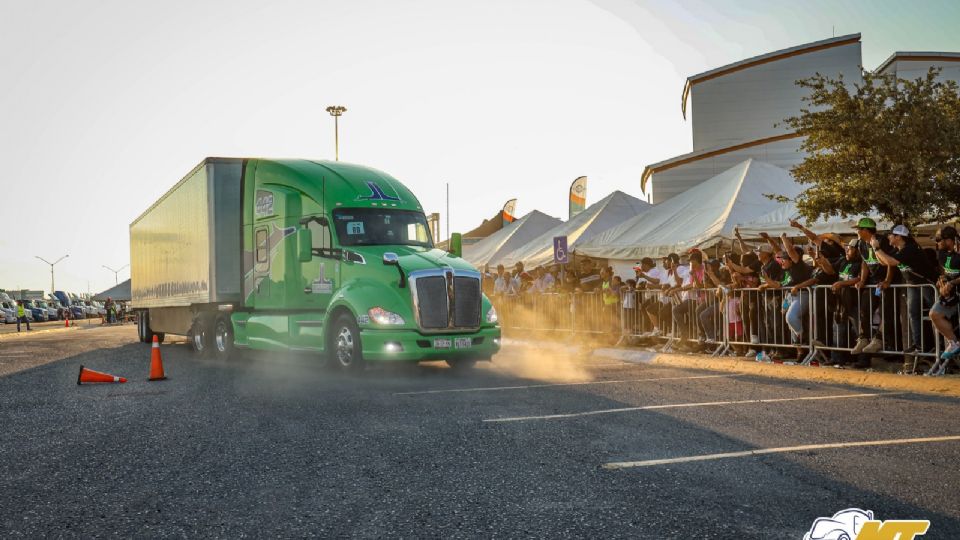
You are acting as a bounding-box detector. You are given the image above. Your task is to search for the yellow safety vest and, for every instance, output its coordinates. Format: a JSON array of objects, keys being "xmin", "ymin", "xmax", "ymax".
[
  {"xmin": 17, "ymin": 305, "xmax": 25, "ymax": 317},
  {"xmin": 602, "ymin": 282, "xmax": 618, "ymax": 306}
]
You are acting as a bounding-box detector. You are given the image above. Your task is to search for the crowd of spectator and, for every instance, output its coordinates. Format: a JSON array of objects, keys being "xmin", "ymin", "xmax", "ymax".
[{"xmin": 485, "ymin": 218, "xmax": 960, "ymax": 376}]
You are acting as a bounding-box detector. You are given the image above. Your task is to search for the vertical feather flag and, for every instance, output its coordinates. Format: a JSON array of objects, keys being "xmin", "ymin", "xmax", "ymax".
[
  {"xmin": 501, "ymin": 199, "xmax": 517, "ymax": 226},
  {"xmin": 569, "ymin": 176, "xmax": 587, "ymax": 219}
]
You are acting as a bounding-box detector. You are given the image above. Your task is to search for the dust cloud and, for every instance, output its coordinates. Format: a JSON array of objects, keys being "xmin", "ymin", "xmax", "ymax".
[{"xmin": 486, "ymin": 342, "xmax": 594, "ymax": 383}]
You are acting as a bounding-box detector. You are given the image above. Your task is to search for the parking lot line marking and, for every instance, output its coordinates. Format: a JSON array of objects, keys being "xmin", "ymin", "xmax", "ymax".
[
  {"xmin": 602, "ymin": 435, "xmax": 960, "ymax": 469},
  {"xmin": 483, "ymin": 392, "xmax": 902, "ymax": 422},
  {"xmin": 394, "ymin": 374, "xmax": 736, "ymax": 396}
]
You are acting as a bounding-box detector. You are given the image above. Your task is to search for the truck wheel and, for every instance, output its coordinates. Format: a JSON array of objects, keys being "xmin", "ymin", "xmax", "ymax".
[
  {"xmin": 446, "ymin": 358, "xmax": 477, "ymax": 371},
  {"xmin": 213, "ymin": 316, "xmax": 234, "ymax": 359},
  {"xmin": 138, "ymin": 311, "xmax": 154, "ymax": 343},
  {"xmin": 190, "ymin": 319, "xmax": 209, "ymax": 356},
  {"xmin": 329, "ymin": 314, "xmax": 365, "ymax": 373}
]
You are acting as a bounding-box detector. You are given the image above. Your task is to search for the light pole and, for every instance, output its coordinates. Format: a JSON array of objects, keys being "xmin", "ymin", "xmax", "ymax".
[
  {"xmin": 35, "ymin": 254, "xmax": 69, "ymax": 295},
  {"xmin": 102, "ymin": 264, "xmax": 129, "ymax": 285},
  {"xmin": 325, "ymin": 105, "xmax": 347, "ymax": 160}
]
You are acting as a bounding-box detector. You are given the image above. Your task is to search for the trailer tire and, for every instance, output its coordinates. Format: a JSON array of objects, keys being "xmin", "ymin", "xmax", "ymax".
[
  {"xmin": 190, "ymin": 318, "xmax": 210, "ymax": 356},
  {"xmin": 328, "ymin": 313, "xmax": 365, "ymax": 373},
  {"xmin": 138, "ymin": 311, "xmax": 155, "ymax": 343},
  {"xmin": 212, "ymin": 316, "xmax": 234, "ymax": 359}
]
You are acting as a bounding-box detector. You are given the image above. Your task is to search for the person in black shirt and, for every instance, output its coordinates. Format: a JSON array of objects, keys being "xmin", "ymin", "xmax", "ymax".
[
  {"xmin": 873, "ymin": 224, "xmax": 937, "ymax": 359},
  {"xmin": 852, "ymin": 217, "xmax": 898, "ymax": 355},
  {"xmin": 929, "ymin": 226, "xmax": 960, "ymax": 370},
  {"xmin": 765, "ymin": 233, "xmax": 813, "ymax": 347},
  {"xmin": 758, "ymin": 233, "xmax": 799, "ymax": 352}
]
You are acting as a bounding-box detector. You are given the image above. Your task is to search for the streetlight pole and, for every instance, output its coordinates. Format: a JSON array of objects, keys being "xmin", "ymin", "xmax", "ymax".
[
  {"xmin": 35, "ymin": 254, "xmax": 69, "ymax": 295},
  {"xmin": 325, "ymin": 105, "xmax": 347, "ymax": 160},
  {"xmin": 102, "ymin": 264, "xmax": 129, "ymax": 285}
]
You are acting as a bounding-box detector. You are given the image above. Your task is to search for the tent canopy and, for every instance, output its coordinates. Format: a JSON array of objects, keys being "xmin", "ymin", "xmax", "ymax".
[
  {"xmin": 576, "ymin": 159, "xmax": 802, "ymax": 259},
  {"xmin": 92, "ymin": 279, "xmax": 131, "ymax": 302},
  {"xmin": 498, "ymin": 190, "xmax": 651, "ymax": 268},
  {"xmin": 462, "ymin": 210, "xmax": 562, "ymax": 268}
]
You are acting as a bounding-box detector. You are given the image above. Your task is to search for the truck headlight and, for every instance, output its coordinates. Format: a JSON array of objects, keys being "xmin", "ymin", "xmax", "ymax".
[
  {"xmin": 368, "ymin": 307, "xmax": 405, "ymax": 325},
  {"xmin": 486, "ymin": 306, "xmax": 498, "ymax": 323}
]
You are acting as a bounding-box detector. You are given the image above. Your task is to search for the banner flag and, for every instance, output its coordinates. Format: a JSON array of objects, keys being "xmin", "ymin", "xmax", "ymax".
[
  {"xmin": 569, "ymin": 176, "xmax": 587, "ymax": 219},
  {"xmin": 502, "ymin": 199, "xmax": 517, "ymax": 226}
]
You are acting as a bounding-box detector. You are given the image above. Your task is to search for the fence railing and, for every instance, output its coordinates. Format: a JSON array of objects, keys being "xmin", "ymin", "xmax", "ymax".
[{"xmin": 491, "ymin": 283, "xmax": 950, "ymax": 373}]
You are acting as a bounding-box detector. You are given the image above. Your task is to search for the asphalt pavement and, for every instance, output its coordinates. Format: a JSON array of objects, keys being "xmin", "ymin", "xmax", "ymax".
[{"xmin": 1, "ymin": 326, "xmax": 959, "ymax": 538}]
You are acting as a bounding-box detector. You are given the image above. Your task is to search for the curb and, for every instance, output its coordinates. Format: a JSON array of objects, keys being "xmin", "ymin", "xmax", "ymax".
[{"xmin": 504, "ymin": 339, "xmax": 960, "ymax": 399}]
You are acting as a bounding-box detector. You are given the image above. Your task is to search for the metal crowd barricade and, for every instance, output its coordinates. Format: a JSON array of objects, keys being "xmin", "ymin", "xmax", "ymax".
[
  {"xmin": 801, "ymin": 283, "xmax": 940, "ymax": 368},
  {"xmin": 725, "ymin": 287, "xmax": 799, "ymax": 358},
  {"xmin": 616, "ymin": 287, "xmax": 724, "ymax": 355},
  {"xmin": 494, "ymin": 283, "xmax": 944, "ymax": 371},
  {"xmin": 495, "ymin": 291, "xmax": 615, "ymax": 337}
]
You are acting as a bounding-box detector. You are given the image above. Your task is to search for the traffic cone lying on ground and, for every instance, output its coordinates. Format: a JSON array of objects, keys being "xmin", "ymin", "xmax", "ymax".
[
  {"xmin": 77, "ymin": 365, "xmax": 127, "ymax": 384},
  {"xmin": 149, "ymin": 335, "xmax": 166, "ymax": 381}
]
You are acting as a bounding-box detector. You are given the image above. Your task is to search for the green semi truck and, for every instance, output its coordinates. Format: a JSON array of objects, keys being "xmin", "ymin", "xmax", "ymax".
[{"xmin": 130, "ymin": 158, "xmax": 501, "ymax": 371}]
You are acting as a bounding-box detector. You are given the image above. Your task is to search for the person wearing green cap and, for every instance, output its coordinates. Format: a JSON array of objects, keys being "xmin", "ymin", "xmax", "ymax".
[{"xmin": 851, "ymin": 217, "xmax": 899, "ymax": 356}]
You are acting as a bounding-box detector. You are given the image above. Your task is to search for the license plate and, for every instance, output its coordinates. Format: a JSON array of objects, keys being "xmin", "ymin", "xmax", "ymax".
[
  {"xmin": 454, "ymin": 337, "xmax": 472, "ymax": 349},
  {"xmin": 433, "ymin": 338, "xmax": 452, "ymax": 349}
]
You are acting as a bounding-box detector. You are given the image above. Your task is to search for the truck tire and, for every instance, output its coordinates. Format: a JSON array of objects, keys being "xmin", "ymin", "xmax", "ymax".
[
  {"xmin": 190, "ymin": 318, "xmax": 210, "ymax": 356},
  {"xmin": 446, "ymin": 358, "xmax": 477, "ymax": 371},
  {"xmin": 138, "ymin": 311, "xmax": 155, "ymax": 343},
  {"xmin": 212, "ymin": 316, "xmax": 234, "ymax": 359},
  {"xmin": 328, "ymin": 314, "xmax": 365, "ymax": 373}
]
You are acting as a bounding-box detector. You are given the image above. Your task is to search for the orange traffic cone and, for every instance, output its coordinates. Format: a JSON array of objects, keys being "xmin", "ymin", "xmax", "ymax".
[
  {"xmin": 149, "ymin": 335, "xmax": 166, "ymax": 381},
  {"xmin": 77, "ymin": 365, "xmax": 127, "ymax": 384}
]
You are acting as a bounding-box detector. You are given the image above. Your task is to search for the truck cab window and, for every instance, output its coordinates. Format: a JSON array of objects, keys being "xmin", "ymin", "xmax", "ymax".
[
  {"xmin": 308, "ymin": 218, "xmax": 332, "ymax": 252},
  {"xmin": 333, "ymin": 209, "xmax": 433, "ymax": 248}
]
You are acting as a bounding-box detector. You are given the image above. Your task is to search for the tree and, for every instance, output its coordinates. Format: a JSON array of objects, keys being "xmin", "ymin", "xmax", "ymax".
[{"xmin": 781, "ymin": 68, "xmax": 960, "ymax": 225}]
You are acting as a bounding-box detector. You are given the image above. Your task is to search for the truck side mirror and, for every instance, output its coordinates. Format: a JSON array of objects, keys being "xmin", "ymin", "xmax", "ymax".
[
  {"xmin": 297, "ymin": 228, "xmax": 313, "ymax": 262},
  {"xmin": 447, "ymin": 232, "xmax": 462, "ymax": 258},
  {"xmin": 383, "ymin": 252, "xmax": 406, "ymax": 288}
]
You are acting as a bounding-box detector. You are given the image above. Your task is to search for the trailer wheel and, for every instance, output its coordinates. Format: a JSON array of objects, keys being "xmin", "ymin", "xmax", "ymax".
[
  {"xmin": 328, "ymin": 314, "xmax": 365, "ymax": 373},
  {"xmin": 138, "ymin": 311, "xmax": 155, "ymax": 343},
  {"xmin": 190, "ymin": 318, "xmax": 210, "ymax": 356},
  {"xmin": 213, "ymin": 316, "xmax": 234, "ymax": 359}
]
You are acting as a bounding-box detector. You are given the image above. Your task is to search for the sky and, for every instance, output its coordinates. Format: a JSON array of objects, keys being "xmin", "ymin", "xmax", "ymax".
[{"xmin": 2, "ymin": 0, "xmax": 959, "ymax": 294}]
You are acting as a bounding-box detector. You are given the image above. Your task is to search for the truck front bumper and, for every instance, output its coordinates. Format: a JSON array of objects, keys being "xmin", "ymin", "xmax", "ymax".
[{"xmin": 361, "ymin": 326, "xmax": 501, "ymax": 362}]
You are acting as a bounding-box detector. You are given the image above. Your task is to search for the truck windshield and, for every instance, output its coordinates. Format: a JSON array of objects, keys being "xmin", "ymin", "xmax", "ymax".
[{"xmin": 333, "ymin": 209, "xmax": 433, "ymax": 248}]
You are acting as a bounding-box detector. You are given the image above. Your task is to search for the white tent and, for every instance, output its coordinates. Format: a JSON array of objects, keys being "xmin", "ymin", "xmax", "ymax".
[
  {"xmin": 462, "ymin": 210, "xmax": 562, "ymax": 268},
  {"xmin": 498, "ymin": 190, "xmax": 651, "ymax": 268},
  {"xmin": 735, "ymin": 201, "xmax": 891, "ymax": 238},
  {"xmin": 576, "ymin": 159, "xmax": 802, "ymax": 260}
]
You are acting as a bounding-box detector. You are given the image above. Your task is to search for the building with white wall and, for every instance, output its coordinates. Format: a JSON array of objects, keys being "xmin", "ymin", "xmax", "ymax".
[{"xmin": 643, "ymin": 36, "xmax": 959, "ymax": 204}]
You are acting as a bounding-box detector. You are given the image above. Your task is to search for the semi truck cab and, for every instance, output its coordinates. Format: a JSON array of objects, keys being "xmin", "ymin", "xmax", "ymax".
[{"xmin": 131, "ymin": 158, "xmax": 501, "ymax": 371}]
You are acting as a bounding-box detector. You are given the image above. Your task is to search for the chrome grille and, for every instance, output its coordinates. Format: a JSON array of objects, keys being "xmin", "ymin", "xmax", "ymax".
[
  {"xmin": 415, "ymin": 276, "xmax": 449, "ymax": 329},
  {"xmin": 410, "ymin": 269, "xmax": 482, "ymax": 332},
  {"xmin": 453, "ymin": 277, "xmax": 481, "ymax": 327}
]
